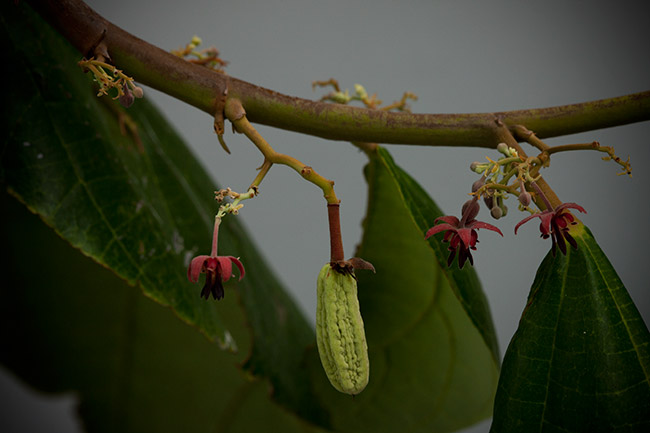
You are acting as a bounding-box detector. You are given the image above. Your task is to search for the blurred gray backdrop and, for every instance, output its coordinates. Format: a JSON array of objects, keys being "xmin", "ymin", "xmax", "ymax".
[{"xmin": 2, "ymin": 1, "xmax": 649, "ymax": 432}]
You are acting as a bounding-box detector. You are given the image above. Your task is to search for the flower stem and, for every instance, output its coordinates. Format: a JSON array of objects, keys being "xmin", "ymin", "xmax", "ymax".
[
  {"xmin": 250, "ymin": 159, "xmax": 273, "ymax": 189},
  {"xmin": 529, "ymin": 181, "xmax": 554, "ymax": 211},
  {"xmin": 327, "ymin": 203, "xmax": 345, "ymax": 262},
  {"xmin": 211, "ymin": 216, "xmax": 221, "ymax": 256}
]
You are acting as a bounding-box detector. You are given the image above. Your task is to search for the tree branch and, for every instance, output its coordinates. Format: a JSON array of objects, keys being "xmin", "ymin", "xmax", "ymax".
[{"xmin": 28, "ymin": 0, "xmax": 650, "ymax": 148}]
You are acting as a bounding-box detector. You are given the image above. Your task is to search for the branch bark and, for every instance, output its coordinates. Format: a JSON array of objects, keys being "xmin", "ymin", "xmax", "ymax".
[{"xmin": 28, "ymin": 0, "xmax": 650, "ymax": 148}]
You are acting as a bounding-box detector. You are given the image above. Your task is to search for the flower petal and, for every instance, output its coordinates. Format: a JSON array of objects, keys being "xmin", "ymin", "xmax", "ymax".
[
  {"xmin": 216, "ymin": 256, "xmax": 233, "ymax": 282},
  {"xmin": 425, "ymin": 223, "xmax": 457, "ymax": 239},
  {"xmin": 434, "ymin": 215, "xmax": 460, "ymax": 226},
  {"xmin": 201, "ymin": 270, "xmax": 225, "ymax": 300},
  {"xmin": 458, "ymin": 245, "xmax": 473, "ymax": 269},
  {"xmin": 538, "ymin": 212, "xmax": 556, "ymax": 236},
  {"xmin": 468, "ymin": 221, "xmax": 503, "ymax": 236},
  {"xmin": 187, "ymin": 255, "xmax": 209, "ymax": 283},
  {"xmin": 514, "ymin": 213, "xmax": 542, "ymax": 234},
  {"xmin": 554, "ymin": 226, "xmax": 567, "ymax": 255},
  {"xmin": 555, "ymin": 202, "xmax": 587, "ymax": 214},
  {"xmin": 446, "ymin": 247, "xmax": 457, "ymax": 267},
  {"xmin": 229, "ymin": 256, "xmax": 246, "ymax": 281},
  {"xmin": 564, "ymin": 231, "xmax": 578, "ymax": 250},
  {"xmin": 456, "ymin": 228, "xmax": 474, "ymax": 250}
]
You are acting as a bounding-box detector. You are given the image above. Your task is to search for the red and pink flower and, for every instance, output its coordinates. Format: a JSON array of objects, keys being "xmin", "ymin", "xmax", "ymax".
[
  {"xmin": 187, "ymin": 217, "xmax": 245, "ymax": 300},
  {"xmin": 515, "ymin": 202, "xmax": 586, "ymax": 256},
  {"xmin": 426, "ymin": 198, "xmax": 503, "ymax": 269}
]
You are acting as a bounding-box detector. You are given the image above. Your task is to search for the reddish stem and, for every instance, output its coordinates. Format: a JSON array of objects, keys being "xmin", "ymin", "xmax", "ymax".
[
  {"xmin": 211, "ymin": 217, "xmax": 221, "ymax": 256},
  {"xmin": 327, "ymin": 204, "xmax": 345, "ymax": 262}
]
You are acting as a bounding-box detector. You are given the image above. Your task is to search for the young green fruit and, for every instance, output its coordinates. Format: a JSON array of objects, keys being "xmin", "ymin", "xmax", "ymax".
[{"xmin": 316, "ymin": 263, "xmax": 369, "ymax": 395}]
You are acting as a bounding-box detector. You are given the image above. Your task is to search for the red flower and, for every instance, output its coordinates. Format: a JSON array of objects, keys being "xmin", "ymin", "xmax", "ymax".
[
  {"xmin": 514, "ymin": 202, "xmax": 586, "ymax": 256},
  {"xmin": 425, "ymin": 199, "xmax": 503, "ymax": 269},
  {"xmin": 187, "ymin": 217, "xmax": 245, "ymax": 300}
]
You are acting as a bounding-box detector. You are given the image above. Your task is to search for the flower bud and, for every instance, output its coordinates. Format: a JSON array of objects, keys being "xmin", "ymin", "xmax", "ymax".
[
  {"xmin": 119, "ymin": 87, "xmax": 134, "ymax": 108},
  {"xmin": 496, "ymin": 142, "xmax": 509, "ymax": 155},
  {"xmin": 461, "ymin": 198, "xmax": 480, "ymax": 222},
  {"xmin": 483, "ymin": 195, "xmax": 494, "ymax": 210},
  {"xmin": 354, "ymin": 84, "xmax": 368, "ymax": 99},
  {"xmin": 132, "ymin": 86, "xmax": 144, "ymax": 99},
  {"xmin": 518, "ymin": 191, "xmax": 532, "ymax": 207},
  {"xmin": 471, "ymin": 176, "xmax": 486, "ymax": 193},
  {"xmin": 490, "ymin": 206, "xmax": 503, "ymax": 219},
  {"xmin": 329, "ymin": 91, "xmax": 350, "ymax": 104}
]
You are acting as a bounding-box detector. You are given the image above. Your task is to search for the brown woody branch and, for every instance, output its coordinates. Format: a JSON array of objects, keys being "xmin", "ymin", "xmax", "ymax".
[{"xmin": 27, "ymin": 0, "xmax": 650, "ymax": 149}]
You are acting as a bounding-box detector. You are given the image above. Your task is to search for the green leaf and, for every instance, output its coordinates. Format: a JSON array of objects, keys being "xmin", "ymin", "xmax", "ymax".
[
  {"xmin": 0, "ymin": 193, "xmax": 327, "ymax": 433},
  {"xmin": 306, "ymin": 147, "xmax": 500, "ymax": 432},
  {"xmin": 2, "ymin": 2, "xmax": 319, "ymax": 422},
  {"xmin": 491, "ymin": 224, "xmax": 650, "ymax": 432}
]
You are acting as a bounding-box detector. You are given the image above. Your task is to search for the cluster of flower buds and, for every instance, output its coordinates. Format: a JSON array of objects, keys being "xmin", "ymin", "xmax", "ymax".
[
  {"xmin": 78, "ymin": 58, "xmax": 144, "ymax": 108},
  {"xmin": 317, "ymin": 83, "xmax": 376, "ymax": 106},
  {"xmin": 469, "ymin": 142, "xmax": 525, "ymax": 220},
  {"xmin": 171, "ymin": 35, "xmax": 228, "ymax": 72}
]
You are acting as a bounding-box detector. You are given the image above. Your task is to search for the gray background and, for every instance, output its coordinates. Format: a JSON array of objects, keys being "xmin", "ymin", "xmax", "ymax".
[{"xmin": 2, "ymin": 1, "xmax": 649, "ymax": 432}]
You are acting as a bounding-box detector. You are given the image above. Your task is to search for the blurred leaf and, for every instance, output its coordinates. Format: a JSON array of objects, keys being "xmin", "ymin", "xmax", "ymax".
[
  {"xmin": 491, "ymin": 224, "xmax": 650, "ymax": 432},
  {"xmin": 2, "ymin": 2, "xmax": 319, "ymax": 422},
  {"xmin": 306, "ymin": 147, "xmax": 500, "ymax": 432},
  {"xmin": 0, "ymin": 193, "xmax": 327, "ymax": 433}
]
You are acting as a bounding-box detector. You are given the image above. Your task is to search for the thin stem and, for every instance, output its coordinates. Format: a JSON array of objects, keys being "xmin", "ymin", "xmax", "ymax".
[
  {"xmin": 225, "ymin": 98, "xmax": 339, "ymax": 204},
  {"xmin": 546, "ymin": 142, "xmax": 600, "ymax": 155},
  {"xmin": 545, "ymin": 141, "xmax": 633, "ymax": 176},
  {"xmin": 485, "ymin": 183, "xmax": 517, "ymax": 194},
  {"xmin": 327, "ymin": 204, "xmax": 345, "ymax": 262},
  {"xmin": 211, "ymin": 216, "xmax": 221, "ymax": 256},
  {"xmin": 529, "ymin": 182, "xmax": 554, "ymax": 211},
  {"xmin": 500, "ymin": 166, "xmax": 520, "ymax": 186},
  {"xmin": 250, "ymin": 159, "xmax": 273, "ymax": 189}
]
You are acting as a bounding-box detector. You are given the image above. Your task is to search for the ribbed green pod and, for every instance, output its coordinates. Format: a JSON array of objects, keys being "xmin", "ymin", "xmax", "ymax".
[{"xmin": 316, "ymin": 263, "xmax": 369, "ymax": 395}]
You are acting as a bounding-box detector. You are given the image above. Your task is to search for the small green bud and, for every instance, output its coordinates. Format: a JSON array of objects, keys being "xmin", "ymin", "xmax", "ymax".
[
  {"xmin": 496, "ymin": 142, "xmax": 509, "ymax": 155},
  {"xmin": 329, "ymin": 91, "xmax": 351, "ymax": 104},
  {"xmin": 490, "ymin": 205, "xmax": 503, "ymax": 219},
  {"xmin": 470, "ymin": 161, "xmax": 491, "ymax": 174},
  {"xmin": 353, "ymin": 84, "xmax": 368, "ymax": 99},
  {"xmin": 191, "ymin": 35, "xmax": 202, "ymax": 46}
]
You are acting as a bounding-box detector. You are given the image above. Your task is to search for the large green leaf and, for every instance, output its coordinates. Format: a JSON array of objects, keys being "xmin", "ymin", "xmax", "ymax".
[
  {"xmin": 0, "ymin": 192, "xmax": 326, "ymax": 433},
  {"xmin": 2, "ymin": 1, "xmax": 318, "ymax": 421},
  {"xmin": 305, "ymin": 147, "xmax": 500, "ymax": 432},
  {"xmin": 491, "ymin": 224, "xmax": 650, "ymax": 432}
]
